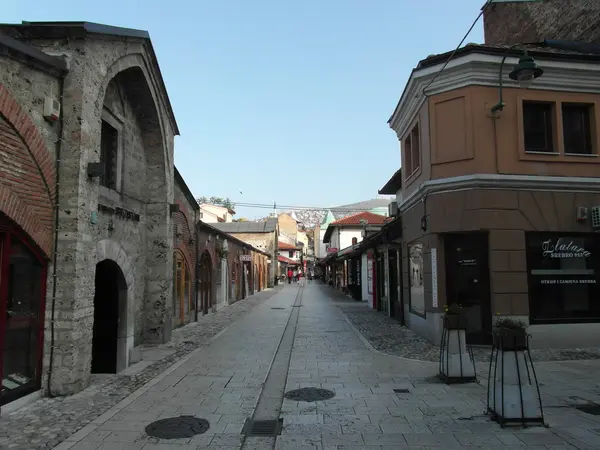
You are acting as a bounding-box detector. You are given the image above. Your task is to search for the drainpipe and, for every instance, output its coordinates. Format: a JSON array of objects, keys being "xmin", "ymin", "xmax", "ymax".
[
  {"xmin": 194, "ymin": 222, "xmax": 199, "ymax": 322},
  {"xmin": 47, "ymin": 70, "xmax": 67, "ymax": 398}
]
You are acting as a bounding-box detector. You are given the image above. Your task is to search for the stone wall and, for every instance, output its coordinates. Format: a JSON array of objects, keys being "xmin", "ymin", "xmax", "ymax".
[
  {"xmin": 222, "ymin": 231, "xmax": 276, "ymax": 287},
  {"xmin": 0, "ymin": 26, "xmax": 177, "ymax": 396},
  {"xmin": 483, "ymin": 0, "xmax": 600, "ymax": 46}
]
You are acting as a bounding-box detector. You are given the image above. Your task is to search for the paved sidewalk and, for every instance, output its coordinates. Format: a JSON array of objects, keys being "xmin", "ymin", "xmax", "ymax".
[
  {"xmin": 279, "ymin": 284, "xmax": 600, "ymax": 449},
  {"xmin": 0, "ymin": 287, "xmax": 281, "ymax": 450}
]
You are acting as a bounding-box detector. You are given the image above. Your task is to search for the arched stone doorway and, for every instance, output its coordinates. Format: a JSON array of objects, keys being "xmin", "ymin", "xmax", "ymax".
[
  {"xmin": 92, "ymin": 259, "xmax": 127, "ymax": 374},
  {"xmin": 199, "ymin": 251, "xmax": 213, "ymax": 314},
  {"xmin": 173, "ymin": 250, "xmax": 193, "ymax": 327}
]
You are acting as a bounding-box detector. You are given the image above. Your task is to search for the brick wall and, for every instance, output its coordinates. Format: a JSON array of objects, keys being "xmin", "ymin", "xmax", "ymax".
[
  {"xmin": 0, "ymin": 85, "xmax": 56, "ymax": 256},
  {"xmin": 483, "ymin": 0, "xmax": 600, "ymax": 46}
]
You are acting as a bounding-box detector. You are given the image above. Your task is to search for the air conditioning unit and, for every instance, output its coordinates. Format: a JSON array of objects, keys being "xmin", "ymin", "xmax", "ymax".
[
  {"xmin": 388, "ymin": 201, "xmax": 399, "ymax": 217},
  {"xmin": 43, "ymin": 97, "xmax": 61, "ymax": 121},
  {"xmin": 592, "ymin": 206, "xmax": 600, "ymax": 229}
]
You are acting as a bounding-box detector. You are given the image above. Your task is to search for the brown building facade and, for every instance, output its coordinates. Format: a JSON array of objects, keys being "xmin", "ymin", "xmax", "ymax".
[{"xmin": 385, "ymin": 43, "xmax": 600, "ymax": 349}]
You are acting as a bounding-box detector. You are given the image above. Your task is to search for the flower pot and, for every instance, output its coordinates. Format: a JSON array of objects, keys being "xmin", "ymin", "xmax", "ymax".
[
  {"xmin": 440, "ymin": 329, "xmax": 476, "ymax": 379},
  {"xmin": 444, "ymin": 314, "xmax": 468, "ymax": 330},
  {"xmin": 496, "ymin": 328, "xmax": 528, "ymax": 351}
]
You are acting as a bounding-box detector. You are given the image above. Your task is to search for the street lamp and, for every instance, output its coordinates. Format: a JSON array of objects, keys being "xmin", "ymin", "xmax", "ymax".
[{"xmin": 490, "ymin": 45, "xmax": 544, "ymax": 113}]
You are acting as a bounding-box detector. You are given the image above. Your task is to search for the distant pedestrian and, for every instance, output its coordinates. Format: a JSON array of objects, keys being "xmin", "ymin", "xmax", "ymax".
[
  {"xmin": 287, "ymin": 268, "xmax": 293, "ymax": 284},
  {"xmin": 293, "ymin": 269, "xmax": 298, "ymax": 283}
]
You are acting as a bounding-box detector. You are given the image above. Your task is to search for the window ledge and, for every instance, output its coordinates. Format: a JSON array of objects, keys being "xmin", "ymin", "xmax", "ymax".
[
  {"xmin": 404, "ymin": 167, "xmax": 421, "ymax": 183},
  {"xmin": 525, "ymin": 151, "xmax": 559, "ymax": 155},
  {"xmin": 564, "ymin": 153, "xmax": 598, "ymax": 157}
]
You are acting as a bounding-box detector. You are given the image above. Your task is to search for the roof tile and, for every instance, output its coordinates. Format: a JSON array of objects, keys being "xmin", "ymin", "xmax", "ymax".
[{"xmin": 330, "ymin": 211, "xmax": 389, "ymax": 226}]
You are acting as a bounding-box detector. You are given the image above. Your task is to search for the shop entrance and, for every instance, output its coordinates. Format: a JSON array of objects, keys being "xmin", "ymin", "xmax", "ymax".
[
  {"xmin": 91, "ymin": 259, "xmax": 126, "ymax": 374},
  {"xmin": 444, "ymin": 232, "xmax": 492, "ymax": 345},
  {"xmin": 0, "ymin": 221, "xmax": 46, "ymax": 406}
]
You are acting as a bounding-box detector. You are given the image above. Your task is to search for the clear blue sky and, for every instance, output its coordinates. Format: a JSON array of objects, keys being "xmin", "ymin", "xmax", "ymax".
[{"xmin": 5, "ymin": 0, "xmax": 484, "ymax": 219}]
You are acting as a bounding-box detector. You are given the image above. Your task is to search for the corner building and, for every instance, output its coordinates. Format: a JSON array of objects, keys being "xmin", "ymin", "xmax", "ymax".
[
  {"xmin": 0, "ymin": 21, "xmax": 178, "ymax": 406},
  {"xmin": 386, "ymin": 43, "xmax": 600, "ymax": 349}
]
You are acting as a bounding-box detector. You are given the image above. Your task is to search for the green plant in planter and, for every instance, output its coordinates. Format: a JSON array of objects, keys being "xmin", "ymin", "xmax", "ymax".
[
  {"xmin": 494, "ymin": 317, "xmax": 528, "ymax": 350},
  {"xmin": 444, "ymin": 303, "xmax": 466, "ymax": 329}
]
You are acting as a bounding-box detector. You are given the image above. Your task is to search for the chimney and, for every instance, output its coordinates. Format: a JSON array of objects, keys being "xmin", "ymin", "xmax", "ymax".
[{"xmin": 483, "ymin": 0, "xmax": 600, "ymax": 46}]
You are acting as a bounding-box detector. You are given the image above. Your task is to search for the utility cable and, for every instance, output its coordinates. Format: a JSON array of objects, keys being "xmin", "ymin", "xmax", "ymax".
[{"xmin": 422, "ymin": 0, "xmax": 493, "ymax": 96}]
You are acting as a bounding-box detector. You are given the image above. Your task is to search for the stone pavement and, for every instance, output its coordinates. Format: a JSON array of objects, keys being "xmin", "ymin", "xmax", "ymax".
[
  {"xmin": 0, "ymin": 287, "xmax": 281, "ymax": 450},
  {"xmin": 3, "ymin": 282, "xmax": 600, "ymax": 449}
]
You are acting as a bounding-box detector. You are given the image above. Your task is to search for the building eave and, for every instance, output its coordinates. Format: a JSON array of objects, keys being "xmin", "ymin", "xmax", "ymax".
[
  {"xmin": 387, "ymin": 45, "xmax": 600, "ymax": 142},
  {"xmin": 0, "ymin": 21, "xmax": 180, "ymax": 135},
  {"xmin": 196, "ymin": 220, "xmax": 271, "ymax": 258},
  {"xmin": 0, "ymin": 31, "xmax": 68, "ymax": 75},
  {"xmin": 378, "ymin": 168, "xmax": 402, "ymax": 195}
]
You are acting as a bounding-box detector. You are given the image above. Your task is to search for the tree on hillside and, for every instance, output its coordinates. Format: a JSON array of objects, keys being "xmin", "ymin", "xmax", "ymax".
[{"xmin": 196, "ymin": 196, "xmax": 236, "ymax": 211}]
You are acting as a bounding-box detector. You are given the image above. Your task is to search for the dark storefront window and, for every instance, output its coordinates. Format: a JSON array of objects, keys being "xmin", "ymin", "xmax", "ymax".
[
  {"xmin": 408, "ymin": 242, "xmax": 425, "ymax": 316},
  {"xmin": 0, "ymin": 222, "xmax": 47, "ymax": 406},
  {"xmin": 526, "ymin": 232, "xmax": 600, "ymax": 323}
]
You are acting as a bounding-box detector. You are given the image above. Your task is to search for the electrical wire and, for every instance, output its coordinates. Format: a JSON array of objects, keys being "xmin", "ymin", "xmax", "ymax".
[
  {"xmin": 228, "ymin": 200, "xmax": 392, "ymax": 212},
  {"xmin": 422, "ymin": 0, "xmax": 494, "ymax": 96}
]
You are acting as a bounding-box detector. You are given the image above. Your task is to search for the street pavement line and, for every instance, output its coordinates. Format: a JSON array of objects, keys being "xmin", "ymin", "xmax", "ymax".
[{"xmin": 240, "ymin": 285, "xmax": 304, "ymax": 450}]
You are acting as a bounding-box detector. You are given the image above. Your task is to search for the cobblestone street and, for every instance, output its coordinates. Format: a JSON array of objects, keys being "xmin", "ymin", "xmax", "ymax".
[
  {"xmin": 0, "ymin": 287, "xmax": 280, "ymax": 450},
  {"xmin": 2, "ymin": 283, "xmax": 600, "ymax": 449}
]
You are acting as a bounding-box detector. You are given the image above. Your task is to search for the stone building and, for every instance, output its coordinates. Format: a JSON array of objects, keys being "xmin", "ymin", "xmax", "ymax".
[
  {"xmin": 196, "ymin": 222, "xmax": 270, "ymax": 311},
  {"xmin": 0, "ymin": 21, "xmax": 178, "ymax": 407},
  {"xmin": 211, "ymin": 218, "xmax": 278, "ymax": 287},
  {"xmin": 173, "ymin": 168, "xmax": 199, "ymax": 328}
]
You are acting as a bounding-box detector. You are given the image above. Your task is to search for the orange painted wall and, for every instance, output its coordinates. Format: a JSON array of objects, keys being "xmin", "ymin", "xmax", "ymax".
[{"xmin": 423, "ymin": 85, "xmax": 600, "ymax": 180}]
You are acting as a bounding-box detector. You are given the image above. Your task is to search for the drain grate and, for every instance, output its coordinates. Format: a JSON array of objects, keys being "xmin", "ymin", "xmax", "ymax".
[
  {"xmin": 576, "ymin": 404, "xmax": 600, "ymax": 416},
  {"xmin": 284, "ymin": 387, "xmax": 336, "ymax": 402},
  {"xmin": 271, "ymin": 307, "xmax": 285, "ymax": 310},
  {"xmin": 292, "ymin": 305, "xmax": 303, "ymax": 307},
  {"xmin": 243, "ymin": 418, "xmax": 282, "ymax": 436},
  {"xmin": 393, "ymin": 388, "xmax": 411, "ymax": 394},
  {"xmin": 145, "ymin": 416, "xmax": 210, "ymax": 439}
]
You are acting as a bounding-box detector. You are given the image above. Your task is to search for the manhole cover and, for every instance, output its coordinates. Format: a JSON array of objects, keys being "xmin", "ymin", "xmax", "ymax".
[
  {"xmin": 576, "ymin": 404, "xmax": 600, "ymax": 416},
  {"xmin": 284, "ymin": 387, "xmax": 336, "ymax": 402},
  {"xmin": 145, "ymin": 416, "xmax": 210, "ymax": 439},
  {"xmin": 271, "ymin": 307, "xmax": 285, "ymax": 310}
]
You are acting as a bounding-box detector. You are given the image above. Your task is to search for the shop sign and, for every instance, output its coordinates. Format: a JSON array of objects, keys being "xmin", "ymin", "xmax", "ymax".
[
  {"xmin": 240, "ymin": 254, "xmax": 252, "ymax": 262},
  {"xmin": 542, "ymin": 238, "xmax": 591, "ymax": 259}
]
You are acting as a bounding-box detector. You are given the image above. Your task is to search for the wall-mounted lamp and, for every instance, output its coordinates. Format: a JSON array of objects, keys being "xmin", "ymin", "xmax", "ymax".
[
  {"xmin": 169, "ymin": 204, "xmax": 180, "ymax": 214},
  {"xmin": 87, "ymin": 162, "xmax": 105, "ymax": 179},
  {"xmin": 491, "ymin": 45, "xmax": 544, "ymax": 113}
]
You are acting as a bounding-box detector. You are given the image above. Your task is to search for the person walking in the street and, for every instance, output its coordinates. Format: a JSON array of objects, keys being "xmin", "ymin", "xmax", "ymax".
[
  {"xmin": 287, "ymin": 268, "xmax": 292, "ymax": 284},
  {"xmin": 293, "ymin": 269, "xmax": 298, "ymax": 283}
]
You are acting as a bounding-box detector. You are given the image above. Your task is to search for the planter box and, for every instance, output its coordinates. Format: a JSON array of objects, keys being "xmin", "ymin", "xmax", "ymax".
[
  {"xmin": 495, "ymin": 328, "xmax": 528, "ymax": 351},
  {"xmin": 440, "ymin": 329, "xmax": 476, "ymax": 382},
  {"xmin": 487, "ymin": 347, "xmax": 545, "ymax": 426}
]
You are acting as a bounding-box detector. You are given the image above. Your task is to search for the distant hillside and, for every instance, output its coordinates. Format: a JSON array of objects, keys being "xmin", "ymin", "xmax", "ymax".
[{"xmin": 281, "ymin": 198, "xmax": 393, "ymax": 229}]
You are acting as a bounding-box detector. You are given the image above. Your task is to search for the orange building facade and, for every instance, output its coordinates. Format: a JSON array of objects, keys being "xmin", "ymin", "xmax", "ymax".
[{"xmin": 386, "ymin": 44, "xmax": 600, "ymax": 348}]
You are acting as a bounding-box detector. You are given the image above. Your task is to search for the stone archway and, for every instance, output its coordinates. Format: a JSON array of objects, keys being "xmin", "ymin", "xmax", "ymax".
[
  {"xmin": 95, "ymin": 239, "xmax": 135, "ymax": 373},
  {"xmin": 98, "ymin": 58, "xmax": 173, "ymax": 344}
]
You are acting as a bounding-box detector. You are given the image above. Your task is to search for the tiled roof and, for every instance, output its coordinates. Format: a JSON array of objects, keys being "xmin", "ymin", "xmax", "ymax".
[
  {"xmin": 211, "ymin": 217, "xmax": 278, "ymax": 233},
  {"xmin": 278, "ymin": 241, "xmax": 299, "ymax": 250},
  {"xmin": 330, "ymin": 212, "xmax": 389, "ymax": 226}
]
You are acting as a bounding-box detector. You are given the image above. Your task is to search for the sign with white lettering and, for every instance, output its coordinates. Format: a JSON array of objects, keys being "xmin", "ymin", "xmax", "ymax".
[
  {"xmin": 240, "ymin": 254, "xmax": 252, "ymax": 262},
  {"xmin": 542, "ymin": 238, "xmax": 591, "ymax": 259}
]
